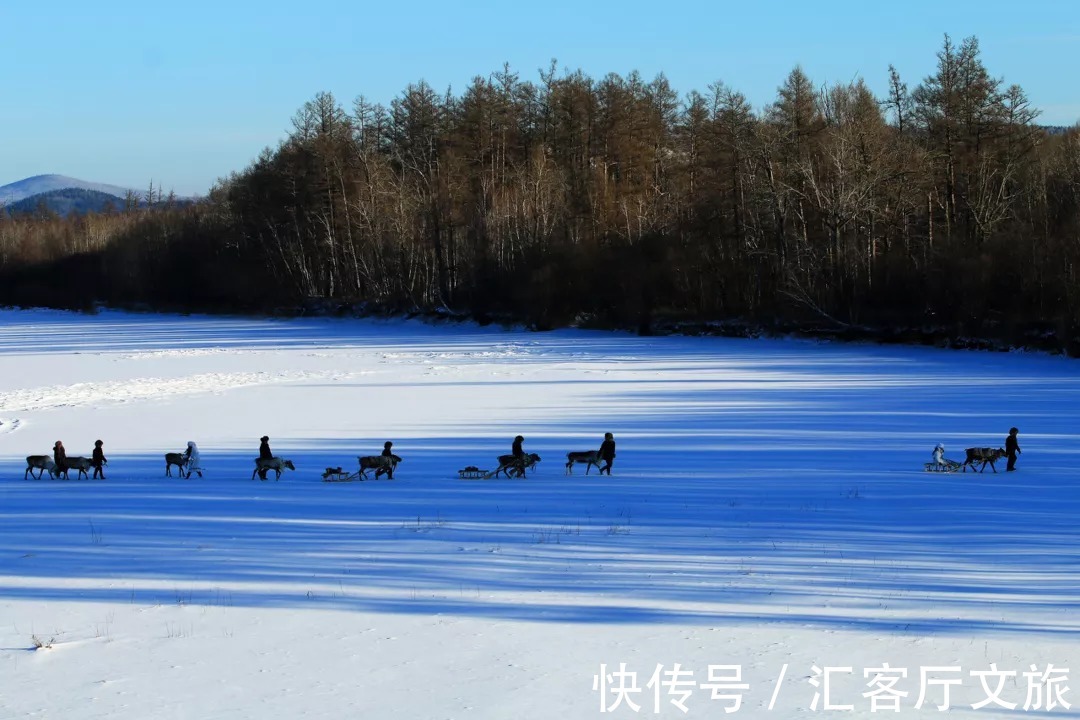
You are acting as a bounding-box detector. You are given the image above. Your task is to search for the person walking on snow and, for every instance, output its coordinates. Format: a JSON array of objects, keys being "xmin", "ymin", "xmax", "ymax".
[
  {"xmin": 53, "ymin": 441, "xmax": 67, "ymax": 476},
  {"xmin": 91, "ymin": 440, "xmax": 107, "ymax": 479},
  {"xmin": 598, "ymin": 432, "xmax": 616, "ymax": 475},
  {"xmin": 511, "ymin": 435, "xmax": 526, "ymax": 477},
  {"xmin": 1006, "ymin": 427, "xmax": 1021, "ymax": 471},
  {"xmin": 379, "ymin": 441, "xmax": 397, "ymax": 479},
  {"xmin": 183, "ymin": 441, "xmax": 203, "ymax": 478},
  {"xmin": 258, "ymin": 435, "xmax": 272, "ymax": 480}
]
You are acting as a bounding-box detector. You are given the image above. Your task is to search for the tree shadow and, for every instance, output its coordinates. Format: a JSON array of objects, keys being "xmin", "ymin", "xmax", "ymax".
[{"xmin": 2, "ymin": 310, "xmax": 1080, "ymax": 636}]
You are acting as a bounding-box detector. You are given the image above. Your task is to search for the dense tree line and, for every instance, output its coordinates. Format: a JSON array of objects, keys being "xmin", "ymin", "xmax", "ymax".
[{"xmin": 3, "ymin": 36, "xmax": 1079, "ymax": 351}]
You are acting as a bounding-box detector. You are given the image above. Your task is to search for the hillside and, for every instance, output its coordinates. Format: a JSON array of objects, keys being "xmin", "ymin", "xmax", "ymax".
[
  {"xmin": 0, "ymin": 174, "xmax": 136, "ymax": 205},
  {"xmin": 3, "ymin": 187, "xmax": 131, "ymax": 216},
  {"xmin": 2, "ymin": 187, "xmax": 193, "ymax": 217}
]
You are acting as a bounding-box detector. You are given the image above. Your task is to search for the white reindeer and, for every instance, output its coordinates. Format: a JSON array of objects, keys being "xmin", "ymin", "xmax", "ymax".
[{"xmin": 252, "ymin": 457, "xmax": 295, "ymax": 480}]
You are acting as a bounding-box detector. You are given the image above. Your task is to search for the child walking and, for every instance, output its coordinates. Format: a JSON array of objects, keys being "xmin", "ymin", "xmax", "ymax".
[
  {"xmin": 599, "ymin": 432, "xmax": 616, "ymax": 475},
  {"xmin": 1006, "ymin": 427, "xmax": 1021, "ymax": 471},
  {"xmin": 91, "ymin": 440, "xmax": 107, "ymax": 479}
]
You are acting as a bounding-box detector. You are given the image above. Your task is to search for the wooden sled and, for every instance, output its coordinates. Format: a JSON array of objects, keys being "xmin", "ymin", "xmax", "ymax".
[
  {"xmin": 458, "ymin": 466, "xmax": 492, "ymax": 479},
  {"xmin": 322, "ymin": 466, "xmax": 361, "ymax": 482},
  {"xmin": 924, "ymin": 459, "xmax": 962, "ymax": 473}
]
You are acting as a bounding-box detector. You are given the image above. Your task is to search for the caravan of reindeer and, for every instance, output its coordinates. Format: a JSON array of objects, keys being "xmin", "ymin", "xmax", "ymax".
[
  {"xmin": 21, "ymin": 428, "xmax": 1022, "ymax": 482},
  {"xmin": 20, "ymin": 434, "xmax": 612, "ymax": 483}
]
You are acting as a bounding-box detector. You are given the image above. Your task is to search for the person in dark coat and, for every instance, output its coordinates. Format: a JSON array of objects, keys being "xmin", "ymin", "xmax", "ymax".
[
  {"xmin": 53, "ymin": 441, "xmax": 67, "ymax": 474},
  {"xmin": 91, "ymin": 440, "xmax": 107, "ymax": 479},
  {"xmin": 379, "ymin": 441, "xmax": 396, "ymax": 479},
  {"xmin": 1005, "ymin": 427, "xmax": 1021, "ymax": 471},
  {"xmin": 258, "ymin": 435, "xmax": 272, "ymax": 479},
  {"xmin": 598, "ymin": 432, "xmax": 616, "ymax": 475},
  {"xmin": 510, "ymin": 435, "xmax": 526, "ymax": 477}
]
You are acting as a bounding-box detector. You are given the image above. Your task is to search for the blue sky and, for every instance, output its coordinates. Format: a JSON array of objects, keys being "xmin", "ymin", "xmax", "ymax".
[{"xmin": 2, "ymin": 0, "xmax": 1076, "ymax": 196}]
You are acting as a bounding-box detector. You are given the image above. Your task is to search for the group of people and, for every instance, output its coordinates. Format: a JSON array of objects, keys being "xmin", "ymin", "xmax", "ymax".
[
  {"xmin": 512, "ymin": 432, "xmax": 617, "ymax": 475},
  {"xmin": 45, "ymin": 429, "xmax": 1032, "ymax": 480},
  {"xmin": 50, "ymin": 440, "xmax": 108, "ymax": 479},
  {"xmin": 48, "ymin": 440, "xmax": 202, "ymax": 479},
  {"xmin": 40, "ymin": 432, "xmax": 618, "ymax": 480},
  {"xmin": 931, "ymin": 427, "xmax": 1022, "ymax": 471}
]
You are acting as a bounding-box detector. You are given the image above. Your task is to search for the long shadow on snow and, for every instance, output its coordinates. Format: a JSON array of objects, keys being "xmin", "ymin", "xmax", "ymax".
[
  {"xmin": 3, "ymin": 314, "xmax": 1080, "ymax": 633},
  {"xmin": 2, "ymin": 428, "xmax": 1079, "ymax": 635},
  {"xmin": 0, "ymin": 309, "xmax": 718, "ymax": 359}
]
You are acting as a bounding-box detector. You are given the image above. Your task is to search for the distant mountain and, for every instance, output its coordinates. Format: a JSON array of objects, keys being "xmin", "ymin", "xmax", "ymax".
[
  {"xmin": 4, "ymin": 188, "xmax": 132, "ymax": 217},
  {"xmin": 0, "ymin": 174, "xmax": 137, "ymax": 206},
  {"xmin": 3, "ymin": 187, "xmax": 195, "ymax": 218}
]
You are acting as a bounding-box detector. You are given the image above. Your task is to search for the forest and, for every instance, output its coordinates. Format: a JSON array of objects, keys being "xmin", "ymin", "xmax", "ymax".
[{"xmin": 2, "ymin": 35, "xmax": 1078, "ymax": 352}]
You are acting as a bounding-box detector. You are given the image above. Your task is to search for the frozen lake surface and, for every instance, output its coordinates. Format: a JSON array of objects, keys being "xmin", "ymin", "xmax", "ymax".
[{"xmin": 1, "ymin": 309, "xmax": 1077, "ymax": 718}]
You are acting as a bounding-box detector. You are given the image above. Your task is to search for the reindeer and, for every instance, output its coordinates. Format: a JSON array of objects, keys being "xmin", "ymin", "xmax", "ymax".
[
  {"xmin": 252, "ymin": 457, "xmax": 295, "ymax": 480},
  {"xmin": 25, "ymin": 455, "xmax": 59, "ymax": 480},
  {"xmin": 565, "ymin": 450, "xmax": 602, "ymax": 475},
  {"xmin": 60, "ymin": 457, "xmax": 93, "ymax": 480},
  {"xmin": 165, "ymin": 452, "xmax": 187, "ymax": 477},
  {"xmin": 962, "ymin": 447, "xmax": 1007, "ymax": 473},
  {"xmin": 357, "ymin": 454, "xmax": 402, "ymax": 480},
  {"xmin": 493, "ymin": 452, "xmax": 541, "ymax": 478}
]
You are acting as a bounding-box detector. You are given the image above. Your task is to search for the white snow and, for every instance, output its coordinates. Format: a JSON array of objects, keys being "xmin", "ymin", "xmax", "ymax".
[{"xmin": 1, "ymin": 308, "xmax": 1078, "ymax": 718}]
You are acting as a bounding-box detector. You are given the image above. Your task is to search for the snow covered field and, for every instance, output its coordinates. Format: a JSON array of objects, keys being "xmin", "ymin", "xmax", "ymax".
[{"xmin": 1, "ymin": 308, "xmax": 1078, "ymax": 718}]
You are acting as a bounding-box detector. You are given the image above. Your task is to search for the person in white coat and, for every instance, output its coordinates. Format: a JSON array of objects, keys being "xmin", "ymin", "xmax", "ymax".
[
  {"xmin": 183, "ymin": 441, "xmax": 203, "ymax": 478},
  {"xmin": 931, "ymin": 442, "xmax": 946, "ymax": 468}
]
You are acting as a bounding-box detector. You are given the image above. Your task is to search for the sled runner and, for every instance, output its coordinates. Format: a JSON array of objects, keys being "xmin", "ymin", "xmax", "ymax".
[
  {"xmin": 924, "ymin": 459, "xmax": 962, "ymax": 473},
  {"xmin": 458, "ymin": 466, "xmax": 492, "ymax": 479},
  {"xmin": 322, "ymin": 466, "xmax": 358, "ymax": 482}
]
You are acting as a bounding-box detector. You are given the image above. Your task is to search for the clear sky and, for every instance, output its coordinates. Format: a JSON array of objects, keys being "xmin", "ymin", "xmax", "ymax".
[{"xmin": 2, "ymin": 0, "xmax": 1077, "ymax": 196}]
